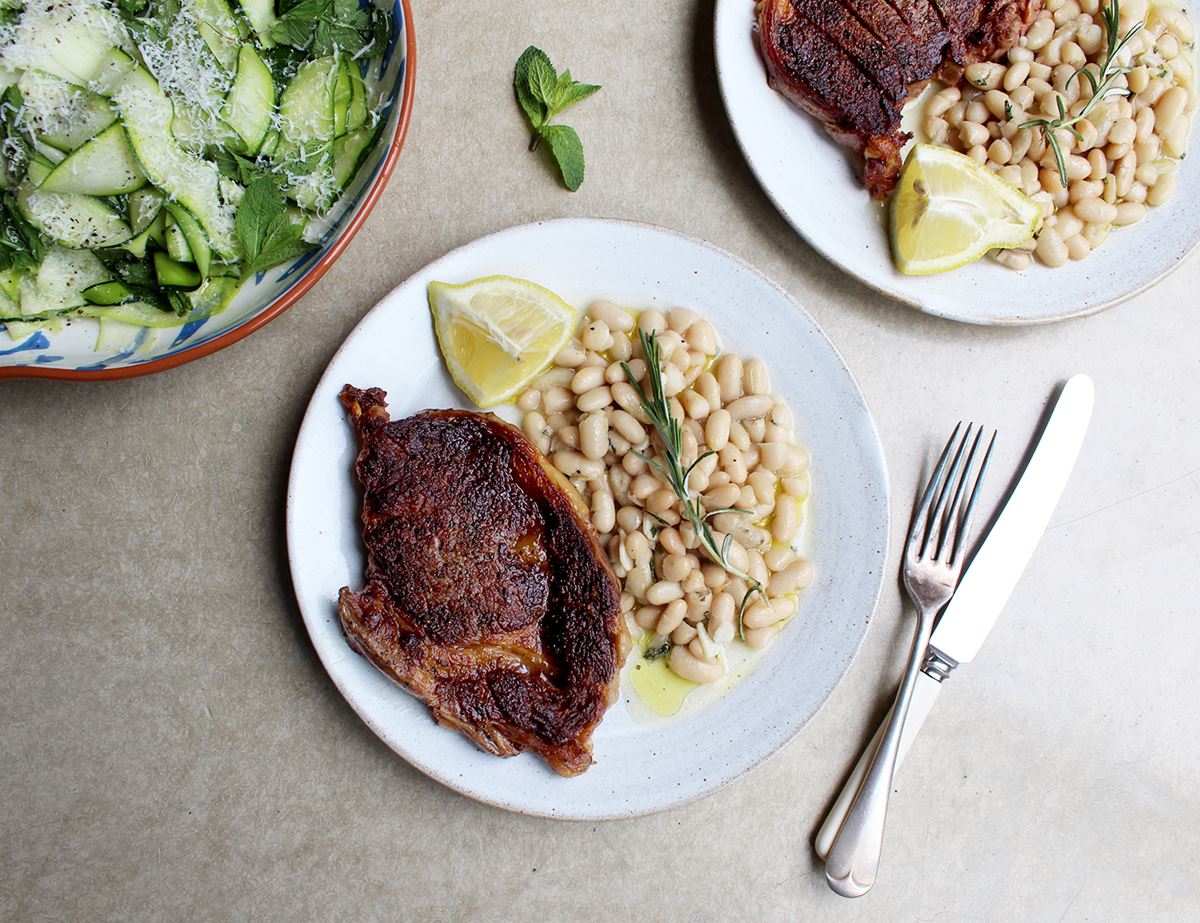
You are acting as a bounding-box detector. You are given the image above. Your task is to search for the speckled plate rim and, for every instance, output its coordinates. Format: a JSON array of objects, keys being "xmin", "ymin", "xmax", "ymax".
[
  {"xmin": 285, "ymin": 217, "xmax": 891, "ymax": 819},
  {"xmin": 713, "ymin": 0, "xmax": 1200, "ymax": 326},
  {"xmin": 0, "ymin": 0, "xmax": 417, "ymax": 382}
]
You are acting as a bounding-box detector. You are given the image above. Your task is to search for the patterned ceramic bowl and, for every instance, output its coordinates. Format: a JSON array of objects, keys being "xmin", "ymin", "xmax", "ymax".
[{"xmin": 0, "ymin": 0, "xmax": 416, "ymax": 381}]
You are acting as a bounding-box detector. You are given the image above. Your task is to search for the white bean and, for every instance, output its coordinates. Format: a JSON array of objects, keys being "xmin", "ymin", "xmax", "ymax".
[
  {"xmin": 1065, "ymin": 234, "xmax": 1091, "ymax": 261},
  {"xmin": 764, "ymin": 546, "xmax": 797, "ymax": 572},
  {"xmin": 767, "ymin": 559, "xmax": 815, "ymax": 596},
  {"xmin": 522, "ymin": 411, "xmax": 547, "ymax": 444},
  {"xmin": 679, "ymin": 390, "xmax": 710, "ymax": 421},
  {"xmin": 577, "ymin": 385, "xmax": 613, "ymax": 412},
  {"xmin": 646, "ymin": 580, "xmax": 684, "ymax": 605},
  {"xmin": 662, "ymin": 365, "xmax": 686, "ymax": 398},
  {"xmin": 552, "ymin": 450, "xmax": 603, "ymax": 480},
  {"xmin": 704, "ymin": 409, "xmax": 732, "ymax": 452},
  {"xmin": 728, "ymin": 420, "xmax": 751, "ymax": 452},
  {"xmin": 636, "ymin": 309, "xmax": 667, "ymax": 335},
  {"xmin": 590, "ymin": 488, "xmax": 615, "ymax": 533},
  {"xmin": 543, "ymin": 386, "xmax": 574, "ymax": 414},
  {"xmin": 743, "ymin": 358, "xmax": 770, "ymax": 395},
  {"xmin": 1035, "ymin": 227, "xmax": 1069, "ymax": 268},
  {"xmin": 1154, "ymin": 87, "xmax": 1189, "ymax": 136},
  {"xmin": 703, "ymin": 482, "xmax": 741, "ymax": 508},
  {"xmin": 1114, "ymin": 202, "xmax": 1146, "ymax": 226},
  {"xmin": 570, "ymin": 365, "xmax": 605, "ymax": 395},
  {"xmin": 685, "ymin": 320, "xmax": 718, "ymax": 354},
  {"xmin": 771, "ymin": 499, "xmax": 802, "ymax": 544},
  {"xmin": 1147, "ymin": 173, "xmax": 1175, "ymax": 207},
  {"xmin": 726, "ymin": 395, "xmax": 773, "ymax": 420},
  {"xmin": 553, "ymin": 339, "xmax": 587, "ymax": 368},
  {"xmin": 616, "ymin": 506, "xmax": 642, "ymax": 533},
  {"xmin": 656, "ymin": 599, "xmax": 688, "ymax": 634},
  {"xmin": 609, "ymin": 409, "xmax": 646, "ymax": 445},
  {"xmin": 1004, "ymin": 60, "xmax": 1031, "ymax": 92},
  {"xmin": 646, "ymin": 488, "xmax": 676, "ymax": 514},
  {"xmin": 580, "ymin": 320, "xmax": 613, "ymax": 352},
  {"xmin": 634, "ymin": 605, "xmax": 660, "ymax": 629},
  {"xmin": 587, "ymin": 300, "xmax": 635, "ymax": 332},
  {"xmin": 715, "ymin": 354, "xmax": 743, "ymax": 403},
  {"xmin": 719, "ymin": 444, "xmax": 747, "ymax": 483},
  {"xmin": 693, "ymin": 372, "xmax": 721, "ymax": 410},
  {"xmin": 579, "ymin": 412, "xmax": 609, "ymax": 460},
  {"xmin": 669, "ymin": 645, "xmax": 723, "ymax": 683},
  {"xmin": 667, "ymin": 307, "xmax": 700, "ymax": 333},
  {"xmin": 1074, "ymin": 197, "xmax": 1117, "ymax": 224}
]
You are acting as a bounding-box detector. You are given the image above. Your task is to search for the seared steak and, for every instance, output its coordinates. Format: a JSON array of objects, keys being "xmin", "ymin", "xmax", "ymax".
[
  {"xmin": 337, "ymin": 386, "xmax": 628, "ymax": 777},
  {"xmin": 756, "ymin": 0, "xmax": 1041, "ymax": 197}
]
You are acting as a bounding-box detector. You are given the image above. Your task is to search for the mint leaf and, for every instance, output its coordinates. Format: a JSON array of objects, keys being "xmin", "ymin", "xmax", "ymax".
[
  {"xmin": 513, "ymin": 48, "xmax": 600, "ymax": 191},
  {"xmin": 514, "ymin": 46, "xmax": 549, "ymax": 128},
  {"xmin": 236, "ymin": 177, "xmax": 313, "ymax": 275},
  {"xmin": 552, "ymin": 80, "xmax": 600, "ymax": 113},
  {"xmin": 528, "ymin": 54, "xmax": 558, "ymax": 108},
  {"xmin": 268, "ymin": 0, "xmax": 383, "ymax": 58},
  {"xmin": 546, "ymin": 70, "xmax": 601, "ymax": 114},
  {"xmin": 538, "ymin": 124, "xmax": 585, "ymax": 191}
]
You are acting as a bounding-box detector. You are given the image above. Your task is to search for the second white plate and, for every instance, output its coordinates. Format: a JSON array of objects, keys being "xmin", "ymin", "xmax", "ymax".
[
  {"xmin": 286, "ymin": 218, "xmax": 889, "ymax": 818},
  {"xmin": 714, "ymin": 0, "xmax": 1200, "ymax": 325}
]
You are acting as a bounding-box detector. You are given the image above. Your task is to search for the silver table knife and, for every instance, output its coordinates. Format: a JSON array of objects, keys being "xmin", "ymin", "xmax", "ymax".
[{"xmin": 815, "ymin": 373, "xmax": 1095, "ymax": 860}]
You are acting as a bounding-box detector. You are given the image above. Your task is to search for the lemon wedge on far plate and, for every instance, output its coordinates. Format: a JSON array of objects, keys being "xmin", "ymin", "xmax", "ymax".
[
  {"xmin": 891, "ymin": 144, "xmax": 1042, "ymax": 276},
  {"xmin": 429, "ymin": 275, "xmax": 577, "ymax": 408}
]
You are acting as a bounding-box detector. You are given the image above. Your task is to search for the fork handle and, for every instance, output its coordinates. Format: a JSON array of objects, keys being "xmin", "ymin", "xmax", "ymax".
[
  {"xmin": 824, "ymin": 607, "xmax": 937, "ymax": 897},
  {"xmin": 814, "ymin": 670, "xmax": 944, "ymax": 860}
]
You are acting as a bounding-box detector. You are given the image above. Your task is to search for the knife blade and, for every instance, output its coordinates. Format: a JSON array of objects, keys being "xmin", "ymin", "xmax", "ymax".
[{"xmin": 815, "ymin": 373, "xmax": 1095, "ymax": 859}]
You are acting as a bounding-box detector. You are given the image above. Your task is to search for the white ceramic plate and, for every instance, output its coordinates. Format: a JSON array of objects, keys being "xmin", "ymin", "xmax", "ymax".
[
  {"xmin": 714, "ymin": 0, "xmax": 1200, "ymax": 325},
  {"xmin": 286, "ymin": 218, "xmax": 889, "ymax": 819}
]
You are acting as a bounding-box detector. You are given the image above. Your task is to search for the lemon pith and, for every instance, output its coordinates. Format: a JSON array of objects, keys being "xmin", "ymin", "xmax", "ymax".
[
  {"xmin": 891, "ymin": 144, "xmax": 1042, "ymax": 276},
  {"xmin": 429, "ymin": 275, "xmax": 577, "ymax": 408}
]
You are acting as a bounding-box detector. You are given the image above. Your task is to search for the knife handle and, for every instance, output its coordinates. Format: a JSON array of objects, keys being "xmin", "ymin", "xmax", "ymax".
[{"xmin": 814, "ymin": 671, "xmax": 944, "ymax": 860}]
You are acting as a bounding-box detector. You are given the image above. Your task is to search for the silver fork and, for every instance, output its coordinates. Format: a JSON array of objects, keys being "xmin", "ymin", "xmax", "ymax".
[{"xmin": 825, "ymin": 422, "xmax": 996, "ymax": 898}]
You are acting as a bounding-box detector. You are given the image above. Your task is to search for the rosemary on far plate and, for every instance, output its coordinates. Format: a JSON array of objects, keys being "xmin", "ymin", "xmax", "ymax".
[{"xmin": 1020, "ymin": 0, "xmax": 1144, "ymax": 184}]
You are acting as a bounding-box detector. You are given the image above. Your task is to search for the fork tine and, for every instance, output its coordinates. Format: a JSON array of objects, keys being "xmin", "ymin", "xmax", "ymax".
[
  {"xmin": 948, "ymin": 429, "xmax": 997, "ymax": 567},
  {"xmin": 922, "ymin": 422, "xmax": 974, "ymax": 559},
  {"xmin": 907, "ymin": 422, "xmax": 962, "ymax": 557},
  {"xmin": 936, "ymin": 426, "xmax": 984, "ymax": 562}
]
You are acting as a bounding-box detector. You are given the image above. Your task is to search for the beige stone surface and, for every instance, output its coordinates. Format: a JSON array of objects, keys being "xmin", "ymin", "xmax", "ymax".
[{"xmin": 3, "ymin": 1, "xmax": 1199, "ymax": 919}]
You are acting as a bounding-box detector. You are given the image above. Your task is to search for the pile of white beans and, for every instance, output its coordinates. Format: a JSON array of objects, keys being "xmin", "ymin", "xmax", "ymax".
[
  {"xmin": 517, "ymin": 302, "xmax": 814, "ymax": 685},
  {"xmin": 923, "ymin": 0, "xmax": 1196, "ymax": 268}
]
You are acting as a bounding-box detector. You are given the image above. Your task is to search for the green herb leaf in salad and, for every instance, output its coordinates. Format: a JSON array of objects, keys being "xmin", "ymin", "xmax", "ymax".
[
  {"xmin": 268, "ymin": 0, "xmax": 391, "ymax": 61},
  {"xmin": 237, "ymin": 177, "xmax": 312, "ymax": 275},
  {"xmin": 513, "ymin": 46, "xmax": 600, "ymax": 191}
]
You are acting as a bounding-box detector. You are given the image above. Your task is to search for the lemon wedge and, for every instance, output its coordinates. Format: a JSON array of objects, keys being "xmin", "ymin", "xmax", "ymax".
[
  {"xmin": 428, "ymin": 275, "xmax": 577, "ymax": 408},
  {"xmin": 891, "ymin": 144, "xmax": 1042, "ymax": 275}
]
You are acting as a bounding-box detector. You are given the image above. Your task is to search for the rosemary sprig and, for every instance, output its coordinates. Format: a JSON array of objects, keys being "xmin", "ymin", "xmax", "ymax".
[
  {"xmin": 1020, "ymin": 0, "xmax": 1143, "ymax": 184},
  {"xmin": 621, "ymin": 329, "xmax": 764, "ymax": 641}
]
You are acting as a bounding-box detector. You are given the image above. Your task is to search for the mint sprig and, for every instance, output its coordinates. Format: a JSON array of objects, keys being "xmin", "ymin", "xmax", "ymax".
[
  {"xmin": 513, "ymin": 46, "xmax": 600, "ymax": 191},
  {"xmin": 236, "ymin": 177, "xmax": 313, "ymax": 275}
]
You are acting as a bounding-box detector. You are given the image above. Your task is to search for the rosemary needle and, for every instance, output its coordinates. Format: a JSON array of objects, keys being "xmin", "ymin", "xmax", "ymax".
[
  {"xmin": 1020, "ymin": 0, "xmax": 1144, "ymax": 185},
  {"xmin": 621, "ymin": 329, "xmax": 764, "ymax": 641}
]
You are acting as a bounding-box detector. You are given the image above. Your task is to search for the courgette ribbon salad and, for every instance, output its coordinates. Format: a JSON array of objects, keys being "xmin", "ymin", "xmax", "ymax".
[{"xmin": 0, "ymin": 0, "xmax": 392, "ymax": 332}]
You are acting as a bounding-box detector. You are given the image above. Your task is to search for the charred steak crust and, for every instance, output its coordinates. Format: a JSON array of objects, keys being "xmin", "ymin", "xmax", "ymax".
[
  {"xmin": 337, "ymin": 386, "xmax": 628, "ymax": 777},
  {"xmin": 757, "ymin": 0, "xmax": 1041, "ymax": 197}
]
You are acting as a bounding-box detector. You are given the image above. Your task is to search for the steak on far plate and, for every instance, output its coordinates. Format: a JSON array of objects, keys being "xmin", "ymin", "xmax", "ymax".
[{"xmin": 756, "ymin": 0, "xmax": 1042, "ymax": 197}]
